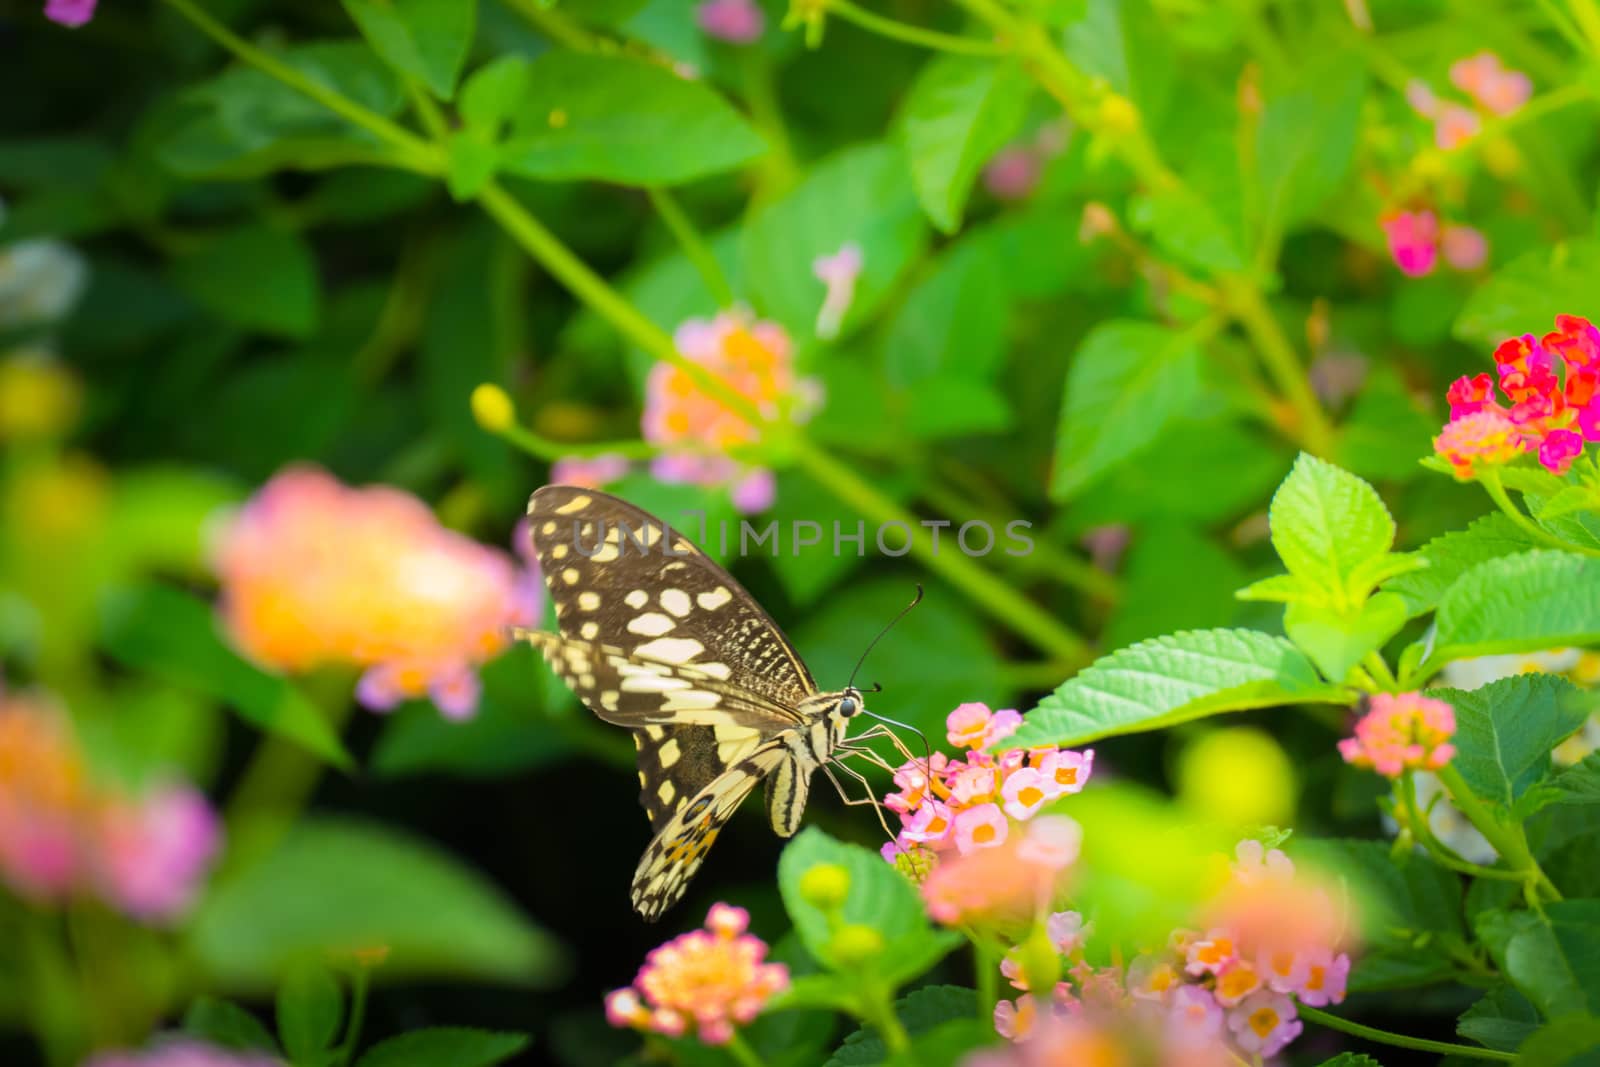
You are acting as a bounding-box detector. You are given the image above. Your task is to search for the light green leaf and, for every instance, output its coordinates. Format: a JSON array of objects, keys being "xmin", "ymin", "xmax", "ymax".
[
  {"xmin": 445, "ymin": 134, "xmax": 498, "ymax": 200},
  {"xmin": 1256, "ymin": 54, "xmax": 1365, "ymax": 232},
  {"xmin": 355, "ymin": 1028, "xmax": 530, "ymax": 1067},
  {"xmin": 98, "ymin": 584, "xmax": 354, "ymax": 770},
  {"xmin": 1455, "ymin": 239, "xmax": 1600, "ymax": 346},
  {"xmin": 1050, "ymin": 320, "xmax": 1205, "ymax": 499},
  {"xmin": 1433, "ymin": 675, "xmax": 1587, "ymax": 812},
  {"xmin": 1530, "ymin": 485, "xmax": 1598, "ymax": 522},
  {"xmin": 1430, "ymin": 551, "xmax": 1600, "ymax": 663},
  {"xmin": 741, "ymin": 143, "xmax": 927, "ymax": 339},
  {"xmin": 1234, "ymin": 573, "xmax": 1318, "ymax": 605},
  {"xmin": 1284, "ymin": 591, "xmax": 1408, "ymax": 682},
  {"xmin": 459, "ymin": 57, "xmax": 531, "ymax": 136},
  {"xmin": 190, "ymin": 819, "xmax": 562, "ymax": 989},
  {"xmin": 499, "ymin": 52, "xmax": 765, "ymax": 186},
  {"xmin": 1383, "ymin": 513, "xmax": 1538, "ymax": 616},
  {"xmin": 1061, "ymin": 0, "xmax": 1173, "ymax": 124},
  {"xmin": 1268, "ymin": 454, "xmax": 1394, "ymax": 601},
  {"xmin": 897, "ymin": 55, "xmax": 1031, "ymax": 233},
  {"xmin": 1129, "ymin": 184, "xmax": 1247, "ymax": 273},
  {"xmin": 342, "ymin": 0, "xmax": 476, "ymax": 99},
  {"xmin": 276, "ymin": 962, "xmax": 343, "ymax": 1065},
  {"xmin": 1004, "ymin": 628, "xmax": 1351, "ymax": 749},
  {"xmin": 170, "ymin": 225, "xmax": 320, "ymax": 339}
]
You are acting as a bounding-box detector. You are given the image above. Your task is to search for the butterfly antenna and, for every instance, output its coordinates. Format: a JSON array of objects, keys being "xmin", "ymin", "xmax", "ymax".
[{"xmin": 847, "ymin": 584, "xmax": 923, "ymax": 690}]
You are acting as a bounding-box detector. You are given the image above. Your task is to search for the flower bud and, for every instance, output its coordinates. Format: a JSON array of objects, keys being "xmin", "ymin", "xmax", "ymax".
[
  {"xmin": 798, "ymin": 863, "xmax": 850, "ymax": 910},
  {"xmin": 829, "ymin": 924, "xmax": 884, "ymax": 965},
  {"xmin": 470, "ymin": 383, "xmax": 515, "ymax": 433}
]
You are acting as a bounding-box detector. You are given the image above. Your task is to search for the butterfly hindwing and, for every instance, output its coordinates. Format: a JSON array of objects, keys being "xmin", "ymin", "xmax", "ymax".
[
  {"xmin": 634, "ymin": 724, "xmax": 761, "ymax": 833},
  {"xmin": 632, "ymin": 740, "xmax": 787, "ymax": 921}
]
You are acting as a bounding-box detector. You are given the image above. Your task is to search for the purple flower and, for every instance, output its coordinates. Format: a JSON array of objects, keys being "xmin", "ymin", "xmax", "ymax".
[{"xmin": 44, "ymin": 0, "xmax": 97, "ymax": 27}]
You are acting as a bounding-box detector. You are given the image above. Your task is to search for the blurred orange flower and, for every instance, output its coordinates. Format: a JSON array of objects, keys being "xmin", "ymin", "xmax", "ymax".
[{"xmin": 213, "ymin": 466, "xmax": 539, "ymax": 719}]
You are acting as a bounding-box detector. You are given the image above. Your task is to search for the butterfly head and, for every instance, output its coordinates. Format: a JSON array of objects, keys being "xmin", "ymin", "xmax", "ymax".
[{"xmin": 835, "ymin": 687, "xmax": 865, "ymax": 719}]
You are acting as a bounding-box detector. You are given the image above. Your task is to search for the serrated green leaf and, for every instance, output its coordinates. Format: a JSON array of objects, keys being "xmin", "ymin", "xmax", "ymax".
[
  {"xmin": 1051, "ymin": 321, "xmax": 1206, "ymax": 499},
  {"xmin": 897, "ymin": 55, "xmax": 1030, "ymax": 233},
  {"xmin": 1430, "ymin": 551, "xmax": 1600, "ymax": 663},
  {"xmin": 342, "ymin": 0, "xmax": 476, "ymax": 99},
  {"xmin": 1535, "ymin": 486, "xmax": 1600, "ymax": 522},
  {"xmin": 1284, "ymin": 592, "xmax": 1407, "ymax": 682},
  {"xmin": 355, "ymin": 1028, "xmax": 530, "ymax": 1067},
  {"xmin": 827, "ymin": 988, "xmax": 981, "ymax": 1067},
  {"xmin": 277, "ymin": 962, "xmax": 343, "ymax": 1064},
  {"xmin": 499, "ymin": 52, "xmax": 765, "ymax": 186},
  {"xmin": 1552, "ymin": 753, "xmax": 1600, "ymax": 805},
  {"xmin": 1457, "ymin": 984, "xmax": 1539, "ymax": 1052},
  {"xmin": 1234, "ymin": 573, "xmax": 1320, "ymax": 605},
  {"xmin": 1346, "ymin": 552, "xmax": 1428, "ymax": 596},
  {"xmin": 1432, "ymin": 675, "xmax": 1586, "ymax": 812},
  {"xmin": 1004, "ymin": 629, "xmax": 1352, "ymax": 749},
  {"xmin": 98, "ymin": 584, "xmax": 354, "ymax": 770},
  {"xmin": 1383, "ymin": 514, "xmax": 1538, "ymax": 616},
  {"xmin": 182, "ymin": 998, "xmax": 280, "ymax": 1054},
  {"xmin": 1268, "ymin": 454, "xmax": 1394, "ymax": 603},
  {"xmin": 190, "ymin": 818, "xmax": 562, "ymax": 989}
]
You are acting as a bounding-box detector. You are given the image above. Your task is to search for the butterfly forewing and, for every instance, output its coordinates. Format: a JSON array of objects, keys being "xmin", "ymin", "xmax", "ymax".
[{"xmin": 521, "ymin": 486, "xmax": 834, "ymax": 920}]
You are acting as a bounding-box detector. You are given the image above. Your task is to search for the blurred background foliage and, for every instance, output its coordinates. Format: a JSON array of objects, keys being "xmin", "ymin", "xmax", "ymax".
[{"xmin": 3, "ymin": 0, "xmax": 1598, "ymax": 1062}]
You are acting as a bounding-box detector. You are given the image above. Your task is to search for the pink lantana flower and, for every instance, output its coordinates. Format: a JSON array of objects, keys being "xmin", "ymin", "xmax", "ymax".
[
  {"xmin": 1296, "ymin": 947, "xmax": 1351, "ymax": 1007},
  {"xmin": 1168, "ymin": 984, "xmax": 1224, "ymax": 1046},
  {"xmin": 1442, "ymin": 225, "xmax": 1489, "ymax": 271},
  {"xmin": 92, "ymin": 785, "xmax": 222, "ymax": 924},
  {"xmin": 812, "ymin": 242, "xmax": 863, "ymax": 340},
  {"xmin": 695, "ymin": 0, "xmax": 764, "ymax": 43},
  {"xmin": 952, "ymin": 802, "xmax": 1009, "ymax": 854},
  {"xmin": 550, "ymin": 453, "xmax": 629, "ymax": 490},
  {"xmin": 1046, "ymin": 910, "xmax": 1091, "ymax": 955},
  {"xmin": 1450, "ymin": 51, "xmax": 1532, "ymax": 116},
  {"xmin": 1226, "ymin": 990, "xmax": 1302, "ymax": 1057},
  {"xmin": 84, "ymin": 1039, "xmax": 284, "ymax": 1067},
  {"xmin": 1380, "ymin": 210, "xmax": 1439, "ymax": 276},
  {"xmin": 1338, "ymin": 692, "xmax": 1456, "ymax": 778},
  {"xmin": 44, "ymin": 0, "xmax": 97, "ymax": 27}
]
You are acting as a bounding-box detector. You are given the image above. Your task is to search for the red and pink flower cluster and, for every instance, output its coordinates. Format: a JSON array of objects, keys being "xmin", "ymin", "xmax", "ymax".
[
  {"xmin": 214, "ymin": 466, "xmax": 540, "ymax": 720},
  {"xmin": 1434, "ymin": 314, "xmax": 1600, "ymax": 478},
  {"xmin": 984, "ymin": 841, "xmax": 1350, "ymax": 1065},
  {"xmin": 880, "ymin": 703, "xmax": 1093, "ymax": 875},
  {"xmin": 604, "ymin": 903, "xmax": 789, "ymax": 1046},
  {"xmin": 0, "ymin": 691, "xmax": 221, "ymax": 923},
  {"xmin": 1380, "ymin": 210, "xmax": 1487, "ymax": 277},
  {"xmin": 1338, "ymin": 692, "xmax": 1457, "ymax": 778}
]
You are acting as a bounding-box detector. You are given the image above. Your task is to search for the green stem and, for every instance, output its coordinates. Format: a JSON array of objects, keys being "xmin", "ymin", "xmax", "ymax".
[
  {"xmin": 1480, "ymin": 469, "xmax": 1597, "ymax": 554},
  {"xmin": 1435, "ymin": 763, "xmax": 1562, "ymax": 901},
  {"xmin": 725, "ymin": 1031, "xmax": 769, "ymax": 1067},
  {"xmin": 495, "ymin": 423, "xmax": 661, "ymax": 463},
  {"xmin": 646, "ymin": 188, "xmax": 736, "ymax": 307},
  {"xmin": 335, "ymin": 966, "xmax": 372, "ymax": 1066},
  {"xmin": 403, "ymin": 76, "xmax": 451, "ymax": 141},
  {"xmin": 1362, "ymin": 652, "xmax": 1398, "ymax": 692},
  {"xmin": 1221, "ymin": 278, "xmax": 1334, "ymax": 456},
  {"xmin": 1397, "ymin": 774, "xmax": 1525, "ymax": 882},
  {"xmin": 860, "ymin": 985, "xmax": 912, "ymax": 1055},
  {"xmin": 1297, "ymin": 1003, "xmax": 1516, "ymax": 1062},
  {"xmin": 160, "ymin": 0, "xmax": 439, "ymax": 173},
  {"xmin": 973, "ymin": 938, "xmax": 999, "ymax": 1023},
  {"xmin": 826, "ymin": 0, "xmax": 1008, "ymax": 55},
  {"xmin": 737, "ymin": 49, "xmax": 800, "ymax": 196}
]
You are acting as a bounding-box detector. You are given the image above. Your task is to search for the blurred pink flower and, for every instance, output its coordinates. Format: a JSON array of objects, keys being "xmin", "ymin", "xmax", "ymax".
[
  {"xmin": 983, "ymin": 146, "xmax": 1042, "ymax": 202},
  {"xmin": 696, "ymin": 0, "xmax": 764, "ymax": 44},
  {"xmin": 1338, "ymin": 692, "xmax": 1456, "ymax": 777},
  {"xmin": 84, "ymin": 1040, "xmax": 283, "ymax": 1067},
  {"xmin": 1169, "ymin": 984, "xmax": 1224, "ymax": 1045},
  {"xmin": 0, "ymin": 696, "xmax": 86, "ymax": 902},
  {"xmin": 44, "ymin": 0, "xmax": 96, "ymax": 26},
  {"xmin": 1404, "ymin": 79, "xmax": 1439, "ymax": 118},
  {"xmin": 1226, "ymin": 990, "xmax": 1302, "ymax": 1057},
  {"xmin": 1380, "ymin": 210, "xmax": 1439, "ymax": 276},
  {"xmin": 1046, "ymin": 910, "xmax": 1090, "ymax": 955},
  {"xmin": 214, "ymin": 466, "xmax": 537, "ymax": 720},
  {"xmin": 1296, "ymin": 947, "xmax": 1351, "ymax": 1007},
  {"xmin": 1435, "ymin": 103, "xmax": 1482, "ymax": 149},
  {"xmin": 1450, "ymin": 52, "xmax": 1532, "ymax": 116},
  {"xmin": 922, "ymin": 816, "xmax": 1080, "ymax": 925},
  {"xmin": 1442, "ymin": 225, "xmax": 1489, "ymax": 271},
  {"xmin": 812, "ymin": 242, "xmax": 863, "ymax": 340},
  {"xmin": 605, "ymin": 903, "xmax": 788, "ymax": 1045},
  {"xmin": 93, "ymin": 785, "xmax": 222, "ymax": 923},
  {"xmin": 550, "ymin": 453, "xmax": 629, "ymax": 490}
]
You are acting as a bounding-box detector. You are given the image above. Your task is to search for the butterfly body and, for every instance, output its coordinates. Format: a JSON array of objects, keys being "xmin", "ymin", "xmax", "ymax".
[{"xmin": 516, "ymin": 486, "xmax": 870, "ymax": 920}]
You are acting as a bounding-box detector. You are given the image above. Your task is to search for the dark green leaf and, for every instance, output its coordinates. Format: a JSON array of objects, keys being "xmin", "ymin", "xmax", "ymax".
[
  {"xmin": 355, "ymin": 1028, "xmax": 530, "ymax": 1067},
  {"xmin": 1515, "ymin": 1017, "xmax": 1600, "ymax": 1067},
  {"xmin": 182, "ymin": 998, "xmax": 280, "ymax": 1054},
  {"xmin": 1552, "ymin": 753, "xmax": 1600, "ymax": 806},
  {"xmin": 1478, "ymin": 902, "xmax": 1600, "ymax": 1019},
  {"xmin": 342, "ymin": 0, "xmax": 476, "ymax": 99},
  {"xmin": 277, "ymin": 962, "xmax": 343, "ymax": 1064},
  {"xmin": 828, "ymin": 989, "xmax": 983, "ymax": 1066},
  {"xmin": 1457, "ymin": 984, "xmax": 1539, "ymax": 1052},
  {"xmin": 170, "ymin": 225, "xmax": 319, "ymax": 339}
]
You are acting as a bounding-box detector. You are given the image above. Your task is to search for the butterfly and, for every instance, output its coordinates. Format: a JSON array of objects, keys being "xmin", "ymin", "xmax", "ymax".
[{"xmin": 516, "ymin": 485, "xmax": 920, "ymax": 921}]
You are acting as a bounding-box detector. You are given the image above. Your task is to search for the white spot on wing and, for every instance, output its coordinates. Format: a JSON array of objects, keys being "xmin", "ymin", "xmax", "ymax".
[
  {"xmin": 659, "ymin": 738, "xmax": 681, "ymax": 768},
  {"xmin": 660, "ymin": 589, "xmax": 692, "ymax": 618},
  {"xmin": 621, "ymin": 674, "xmax": 693, "ymax": 693},
  {"xmin": 634, "ymin": 637, "xmax": 704, "ymax": 664},
  {"xmin": 561, "ymin": 568, "xmax": 580, "ymax": 585},
  {"xmin": 555, "ymin": 495, "xmax": 592, "ymax": 515},
  {"xmin": 627, "ymin": 613, "xmax": 675, "ymax": 637},
  {"xmin": 578, "ymin": 592, "xmax": 601, "ymax": 611},
  {"xmin": 697, "ymin": 586, "xmax": 733, "ymax": 611},
  {"xmin": 625, "ymin": 589, "xmax": 648, "ymax": 609}
]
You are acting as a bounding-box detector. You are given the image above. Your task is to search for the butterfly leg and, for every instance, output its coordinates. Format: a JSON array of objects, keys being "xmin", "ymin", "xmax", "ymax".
[
  {"xmin": 840, "ymin": 722, "xmax": 931, "ymax": 777},
  {"xmin": 820, "ymin": 760, "xmax": 899, "ymax": 842}
]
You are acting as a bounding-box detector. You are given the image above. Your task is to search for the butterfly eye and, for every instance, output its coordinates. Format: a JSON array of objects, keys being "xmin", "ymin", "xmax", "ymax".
[{"xmin": 838, "ymin": 696, "xmax": 858, "ymax": 717}]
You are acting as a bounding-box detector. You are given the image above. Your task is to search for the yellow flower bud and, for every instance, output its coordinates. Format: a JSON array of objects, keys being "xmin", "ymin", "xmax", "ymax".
[
  {"xmin": 470, "ymin": 383, "xmax": 515, "ymax": 433},
  {"xmin": 798, "ymin": 863, "xmax": 850, "ymax": 910},
  {"xmin": 828, "ymin": 924, "xmax": 884, "ymax": 966},
  {"xmin": 1097, "ymin": 94, "xmax": 1140, "ymax": 135},
  {"xmin": 1176, "ymin": 726, "xmax": 1296, "ymax": 828}
]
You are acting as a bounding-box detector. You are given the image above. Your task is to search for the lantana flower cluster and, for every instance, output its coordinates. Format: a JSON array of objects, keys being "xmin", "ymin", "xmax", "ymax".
[
  {"xmin": 85, "ymin": 1040, "xmax": 283, "ymax": 1067},
  {"xmin": 1406, "ymin": 51, "xmax": 1532, "ymax": 151},
  {"xmin": 1338, "ymin": 692, "xmax": 1457, "ymax": 778},
  {"xmin": 1379, "ymin": 210, "xmax": 1487, "ymax": 277},
  {"xmin": 605, "ymin": 903, "xmax": 789, "ymax": 1046},
  {"xmin": 880, "ymin": 703, "xmax": 1094, "ymax": 882},
  {"xmin": 988, "ymin": 842, "xmax": 1350, "ymax": 1064},
  {"xmin": 0, "ymin": 691, "xmax": 221, "ymax": 923},
  {"xmin": 214, "ymin": 466, "xmax": 540, "ymax": 720},
  {"xmin": 643, "ymin": 311, "xmax": 820, "ymax": 514},
  {"xmin": 1434, "ymin": 314, "xmax": 1600, "ymax": 478}
]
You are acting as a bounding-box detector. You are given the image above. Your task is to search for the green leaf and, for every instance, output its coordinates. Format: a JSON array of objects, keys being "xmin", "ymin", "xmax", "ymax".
[
  {"xmin": 1284, "ymin": 592, "xmax": 1408, "ymax": 682},
  {"xmin": 1061, "ymin": 0, "xmax": 1173, "ymax": 124},
  {"xmin": 1455, "ymin": 239, "xmax": 1600, "ymax": 346},
  {"xmin": 882, "ymin": 241, "xmax": 1010, "ymax": 389},
  {"xmin": 741, "ymin": 143, "xmax": 927, "ymax": 339},
  {"xmin": 777, "ymin": 828, "xmax": 959, "ymax": 984},
  {"xmin": 499, "ymin": 52, "xmax": 765, "ymax": 186},
  {"xmin": 1050, "ymin": 321, "xmax": 1206, "ymax": 499},
  {"xmin": 182, "ymin": 998, "xmax": 280, "ymax": 1054},
  {"xmin": 277, "ymin": 962, "xmax": 343, "ymax": 1065},
  {"xmin": 342, "ymin": 0, "xmax": 476, "ymax": 99},
  {"xmin": 1431, "ymin": 551, "xmax": 1600, "ymax": 663},
  {"xmin": 1552, "ymin": 753, "xmax": 1600, "ymax": 806},
  {"xmin": 1255, "ymin": 54, "xmax": 1365, "ymax": 232},
  {"xmin": 1433, "ymin": 675, "xmax": 1587, "ymax": 812},
  {"xmin": 1457, "ymin": 984, "xmax": 1539, "ymax": 1052},
  {"xmin": 459, "ymin": 57, "xmax": 531, "ymax": 135},
  {"xmin": 355, "ymin": 1028, "xmax": 530, "ymax": 1067},
  {"xmin": 1105, "ymin": 524, "xmax": 1246, "ymax": 649},
  {"xmin": 1268, "ymin": 454, "xmax": 1394, "ymax": 601},
  {"xmin": 1479, "ymin": 901, "xmax": 1600, "ymax": 1019},
  {"xmin": 1383, "ymin": 514, "xmax": 1538, "ymax": 616},
  {"xmin": 189, "ymin": 818, "xmax": 562, "ymax": 989},
  {"xmin": 1129, "ymin": 184, "xmax": 1247, "ymax": 274},
  {"xmin": 1005, "ymin": 628, "xmax": 1351, "ymax": 749},
  {"xmin": 827, "ymin": 988, "xmax": 982, "ymax": 1066},
  {"xmin": 170, "ymin": 225, "xmax": 320, "ymax": 339},
  {"xmin": 896, "ymin": 55, "xmax": 1030, "ymax": 233},
  {"xmin": 445, "ymin": 134, "xmax": 498, "ymax": 200},
  {"xmin": 1515, "ymin": 1017, "xmax": 1600, "ymax": 1066},
  {"xmin": 98, "ymin": 584, "xmax": 354, "ymax": 770}
]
